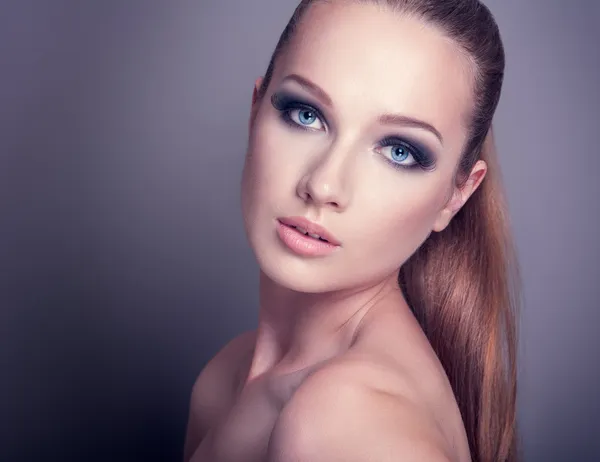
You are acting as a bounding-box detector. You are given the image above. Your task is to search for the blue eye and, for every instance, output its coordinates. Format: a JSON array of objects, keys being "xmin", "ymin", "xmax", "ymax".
[
  {"xmin": 378, "ymin": 136, "xmax": 436, "ymax": 171},
  {"xmin": 291, "ymin": 108, "xmax": 321, "ymax": 128},
  {"xmin": 391, "ymin": 145, "xmax": 411, "ymax": 163},
  {"xmin": 271, "ymin": 92, "xmax": 326, "ymax": 131},
  {"xmin": 270, "ymin": 92, "xmax": 436, "ymax": 172}
]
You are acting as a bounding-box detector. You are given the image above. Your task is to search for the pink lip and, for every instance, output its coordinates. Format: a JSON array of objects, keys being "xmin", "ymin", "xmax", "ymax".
[
  {"xmin": 277, "ymin": 216, "xmax": 341, "ymax": 246},
  {"xmin": 275, "ymin": 216, "xmax": 341, "ymax": 258}
]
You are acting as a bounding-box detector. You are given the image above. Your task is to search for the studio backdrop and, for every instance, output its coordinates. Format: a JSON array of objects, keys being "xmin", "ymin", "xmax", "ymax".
[{"xmin": 1, "ymin": 1, "xmax": 599, "ymax": 461}]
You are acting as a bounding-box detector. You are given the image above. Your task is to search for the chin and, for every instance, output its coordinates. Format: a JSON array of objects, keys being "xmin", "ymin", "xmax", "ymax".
[
  {"xmin": 251, "ymin": 243, "xmax": 395, "ymax": 295},
  {"xmin": 242, "ymin": 216, "xmax": 400, "ymax": 294},
  {"xmin": 254, "ymin": 249, "xmax": 343, "ymax": 293}
]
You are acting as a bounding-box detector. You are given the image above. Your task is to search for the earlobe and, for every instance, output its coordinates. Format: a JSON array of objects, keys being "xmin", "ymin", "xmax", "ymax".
[
  {"xmin": 432, "ymin": 189, "xmax": 462, "ymax": 233},
  {"xmin": 432, "ymin": 160, "xmax": 487, "ymax": 233}
]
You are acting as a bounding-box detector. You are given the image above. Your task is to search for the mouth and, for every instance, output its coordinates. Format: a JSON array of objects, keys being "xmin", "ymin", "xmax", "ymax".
[
  {"xmin": 277, "ymin": 216, "xmax": 341, "ymax": 246},
  {"xmin": 284, "ymin": 224, "xmax": 330, "ymax": 242},
  {"xmin": 275, "ymin": 217, "xmax": 340, "ymax": 257}
]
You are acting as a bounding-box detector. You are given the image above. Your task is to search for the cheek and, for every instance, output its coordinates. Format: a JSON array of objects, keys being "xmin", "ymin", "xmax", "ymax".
[
  {"xmin": 354, "ymin": 177, "xmax": 449, "ymax": 264},
  {"xmin": 241, "ymin": 123, "xmax": 301, "ymax": 219},
  {"xmin": 379, "ymin": 198, "xmax": 436, "ymax": 245}
]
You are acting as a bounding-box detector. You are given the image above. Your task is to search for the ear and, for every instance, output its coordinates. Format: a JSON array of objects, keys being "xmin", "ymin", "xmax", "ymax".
[
  {"xmin": 432, "ymin": 160, "xmax": 487, "ymax": 233},
  {"xmin": 248, "ymin": 76, "xmax": 265, "ymax": 133}
]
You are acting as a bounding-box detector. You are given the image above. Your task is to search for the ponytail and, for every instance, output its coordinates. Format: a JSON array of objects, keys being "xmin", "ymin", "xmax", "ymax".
[{"xmin": 399, "ymin": 128, "xmax": 520, "ymax": 462}]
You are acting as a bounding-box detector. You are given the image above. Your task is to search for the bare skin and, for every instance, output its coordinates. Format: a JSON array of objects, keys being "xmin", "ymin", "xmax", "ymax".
[
  {"xmin": 185, "ymin": 1, "xmax": 488, "ymax": 461},
  {"xmin": 184, "ymin": 279, "xmax": 471, "ymax": 462}
]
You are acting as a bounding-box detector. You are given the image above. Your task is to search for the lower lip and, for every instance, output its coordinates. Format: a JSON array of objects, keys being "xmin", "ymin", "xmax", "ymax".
[{"xmin": 276, "ymin": 221, "xmax": 340, "ymax": 257}]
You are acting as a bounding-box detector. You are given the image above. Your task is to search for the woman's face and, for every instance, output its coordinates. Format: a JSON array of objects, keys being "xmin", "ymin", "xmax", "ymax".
[{"xmin": 241, "ymin": 1, "xmax": 484, "ymax": 293}]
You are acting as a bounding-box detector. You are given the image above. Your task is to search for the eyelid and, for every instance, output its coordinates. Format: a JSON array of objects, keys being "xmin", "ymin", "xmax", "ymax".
[
  {"xmin": 271, "ymin": 91, "xmax": 438, "ymax": 170},
  {"xmin": 377, "ymin": 136, "xmax": 437, "ymax": 171},
  {"xmin": 271, "ymin": 91, "xmax": 329, "ymax": 130},
  {"xmin": 380, "ymin": 135, "xmax": 436, "ymax": 162}
]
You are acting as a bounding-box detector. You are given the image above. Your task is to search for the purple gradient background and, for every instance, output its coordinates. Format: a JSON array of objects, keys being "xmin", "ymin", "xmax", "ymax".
[{"xmin": 1, "ymin": 1, "xmax": 599, "ymax": 461}]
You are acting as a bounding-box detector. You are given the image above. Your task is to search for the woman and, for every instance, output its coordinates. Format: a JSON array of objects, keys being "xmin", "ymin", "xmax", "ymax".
[{"xmin": 184, "ymin": 0, "xmax": 520, "ymax": 461}]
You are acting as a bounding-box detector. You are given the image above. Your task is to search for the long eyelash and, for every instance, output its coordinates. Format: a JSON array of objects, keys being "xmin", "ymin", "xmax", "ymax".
[
  {"xmin": 271, "ymin": 92, "xmax": 326, "ymax": 131},
  {"xmin": 271, "ymin": 93, "xmax": 435, "ymax": 172},
  {"xmin": 378, "ymin": 136, "xmax": 436, "ymax": 171}
]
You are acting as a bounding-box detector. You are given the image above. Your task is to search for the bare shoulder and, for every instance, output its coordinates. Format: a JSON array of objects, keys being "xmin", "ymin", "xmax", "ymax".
[
  {"xmin": 183, "ymin": 329, "xmax": 257, "ymax": 461},
  {"xmin": 188, "ymin": 329, "xmax": 256, "ymax": 407},
  {"xmin": 267, "ymin": 356, "xmax": 459, "ymax": 462}
]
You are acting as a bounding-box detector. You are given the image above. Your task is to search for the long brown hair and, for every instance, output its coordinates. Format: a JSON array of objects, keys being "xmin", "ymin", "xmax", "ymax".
[{"xmin": 255, "ymin": 1, "xmax": 520, "ymax": 461}]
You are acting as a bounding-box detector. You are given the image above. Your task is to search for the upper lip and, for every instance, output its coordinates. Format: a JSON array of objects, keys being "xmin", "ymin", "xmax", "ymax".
[{"xmin": 278, "ymin": 216, "xmax": 341, "ymax": 246}]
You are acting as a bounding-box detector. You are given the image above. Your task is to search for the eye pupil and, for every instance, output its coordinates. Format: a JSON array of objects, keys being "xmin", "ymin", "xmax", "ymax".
[
  {"xmin": 392, "ymin": 146, "xmax": 409, "ymax": 162},
  {"xmin": 299, "ymin": 110, "xmax": 316, "ymax": 125}
]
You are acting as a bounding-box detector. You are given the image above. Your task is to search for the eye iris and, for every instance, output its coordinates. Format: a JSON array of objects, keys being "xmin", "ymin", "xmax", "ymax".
[
  {"xmin": 391, "ymin": 146, "xmax": 409, "ymax": 162},
  {"xmin": 298, "ymin": 109, "xmax": 316, "ymax": 125}
]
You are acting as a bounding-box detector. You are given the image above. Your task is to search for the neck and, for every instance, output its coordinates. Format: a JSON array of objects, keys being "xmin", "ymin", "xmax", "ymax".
[{"xmin": 245, "ymin": 269, "xmax": 406, "ymax": 382}]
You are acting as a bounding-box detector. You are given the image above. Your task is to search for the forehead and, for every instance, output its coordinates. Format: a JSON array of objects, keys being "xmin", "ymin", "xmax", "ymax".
[{"xmin": 277, "ymin": 1, "xmax": 475, "ymax": 151}]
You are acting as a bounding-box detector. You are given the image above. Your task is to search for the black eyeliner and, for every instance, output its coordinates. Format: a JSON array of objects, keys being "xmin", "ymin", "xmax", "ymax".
[
  {"xmin": 378, "ymin": 135, "xmax": 437, "ymax": 171},
  {"xmin": 271, "ymin": 91, "xmax": 327, "ymax": 130},
  {"xmin": 270, "ymin": 91, "xmax": 437, "ymax": 172}
]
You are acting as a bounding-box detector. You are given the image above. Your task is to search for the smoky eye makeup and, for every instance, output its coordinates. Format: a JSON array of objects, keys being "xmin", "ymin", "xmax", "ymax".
[
  {"xmin": 269, "ymin": 89, "xmax": 437, "ymax": 172},
  {"xmin": 376, "ymin": 135, "xmax": 437, "ymax": 172},
  {"xmin": 270, "ymin": 91, "xmax": 328, "ymax": 131}
]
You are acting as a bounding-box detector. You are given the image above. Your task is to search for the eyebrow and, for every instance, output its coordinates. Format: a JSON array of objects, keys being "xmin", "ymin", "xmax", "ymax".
[{"xmin": 281, "ymin": 73, "xmax": 444, "ymax": 145}]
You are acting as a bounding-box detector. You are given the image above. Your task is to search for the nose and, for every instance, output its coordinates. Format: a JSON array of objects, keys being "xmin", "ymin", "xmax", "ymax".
[{"xmin": 296, "ymin": 144, "xmax": 352, "ymax": 211}]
